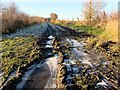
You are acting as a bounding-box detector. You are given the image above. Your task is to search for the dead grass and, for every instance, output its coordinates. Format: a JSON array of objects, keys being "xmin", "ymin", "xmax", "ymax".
[{"xmin": 96, "ymin": 19, "xmax": 118, "ymax": 46}]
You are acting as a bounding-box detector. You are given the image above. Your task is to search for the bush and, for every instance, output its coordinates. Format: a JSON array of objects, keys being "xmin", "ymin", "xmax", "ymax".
[{"xmin": 1, "ymin": 3, "xmax": 42, "ymax": 34}]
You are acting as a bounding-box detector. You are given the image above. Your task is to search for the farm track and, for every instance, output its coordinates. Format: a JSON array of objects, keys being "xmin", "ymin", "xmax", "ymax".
[{"xmin": 1, "ymin": 23, "xmax": 118, "ymax": 90}]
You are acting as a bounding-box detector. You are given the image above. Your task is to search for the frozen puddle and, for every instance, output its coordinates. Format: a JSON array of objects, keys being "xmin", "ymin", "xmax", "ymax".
[
  {"xmin": 44, "ymin": 54, "xmax": 58, "ymax": 88},
  {"xmin": 64, "ymin": 38, "xmax": 94, "ymax": 85},
  {"xmin": 82, "ymin": 59, "xmax": 93, "ymax": 68},
  {"xmin": 66, "ymin": 75, "xmax": 73, "ymax": 84},
  {"xmin": 66, "ymin": 38, "xmax": 93, "ymax": 67},
  {"xmin": 45, "ymin": 45, "xmax": 53, "ymax": 48},
  {"xmin": 71, "ymin": 39, "xmax": 84, "ymax": 47},
  {"xmin": 0, "ymin": 70, "xmax": 3, "ymax": 86},
  {"xmin": 72, "ymin": 48, "xmax": 87, "ymax": 57},
  {"xmin": 16, "ymin": 57, "xmax": 58, "ymax": 89},
  {"xmin": 45, "ymin": 35, "xmax": 55, "ymax": 48},
  {"xmin": 16, "ymin": 54, "xmax": 58, "ymax": 89},
  {"xmin": 16, "ymin": 35, "xmax": 57, "ymax": 89},
  {"xmin": 16, "ymin": 62, "xmax": 42, "ymax": 89},
  {"xmin": 48, "ymin": 35, "xmax": 54, "ymax": 39},
  {"xmin": 46, "ymin": 40, "xmax": 54, "ymax": 45},
  {"xmin": 66, "ymin": 38, "xmax": 85, "ymax": 48}
]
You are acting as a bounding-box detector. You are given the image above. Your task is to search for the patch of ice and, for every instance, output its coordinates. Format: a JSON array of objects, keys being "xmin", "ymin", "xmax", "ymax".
[
  {"xmin": 27, "ymin": 64, "xmax": 36, "ymax": 71},
  {"xmin": 72, "ymin": 48, "xmax": 87, "ymax": 57},
  {"xmin": 48, "ymin": 35, "xmax": 54, "ymax": 39},
  {"xmin": 73, "ymin": 73, "xmax": 81, "ymax": 77},
  {"xmin": 7, "ymin": 71, "xmax": 16, "ymax": 80},
  {"xmin": 45, "ymin": 54, "xmax": 58, "ymax": 88},
  {"xmin": 72, "ymin": 67, "xmax": 79, "ymax": 73},
  {"xmin": 3, "ymin": 23, "xmax": 48, "ymax": 39},
  {"xmin": 66, "ymin": 38, "xmax": 72, "ymax": 44},
  {"xmin": 66, "ymin": 64, "xmax": 72, "ymax": 72},
  {"xmin": 46, "ymin": 40, "xmax": 52, "ymax": 45},
  {"xmin": 82, "ymin": 59, "xmax": 93, "ymax": 68},
  {"xmin": 70, "ymin": 60, "xmax": 76, "ymax": 64},
  {"xmin": 16, "ymin": 65, "xmax": 38, "ymax": 89},
  {"xmin": 71, "ymin": 39, "xmax": 84, "ymax": 47},
  {"xmin": 46, "ymin": 40, "xmax": 54, "ymax": 45},
  {"xmin": 36, "ymin": 63, "xmax": 43, "ymax": 68},
  {"xmin": 16, "ymin": 61, "xmax": 43, "ymax": 89},
  {"xmin": 65, "ymin": 64, "xmax": 71, "ymax": 68},
  {"xmin": 66, "ymin": 75, "xmax": 72, "ymax": 80},
  {"xmin": 47, "ymin": 53, "xmax": 52, "ymax": 56},
  {"xmin": 0, "ymin": 72, "xmax": 3, "ymax": 77},
  {"xmin": 66, "ymin": 75, "xmax": 73, "ymax": 84},
  {"xmin": 45, "ymin": 45, "xmax": 53, "ymax": 48},
  {"xmin": 96, "ymin": 80, "xmax": 108, "ymax": 87},
  {"xmin": 102, "ymin": 61, "xmax": 109, "ymax": 65},
  {"xmin": 64, "ymin": 59, "xmax": 70, "ymax": 63}
]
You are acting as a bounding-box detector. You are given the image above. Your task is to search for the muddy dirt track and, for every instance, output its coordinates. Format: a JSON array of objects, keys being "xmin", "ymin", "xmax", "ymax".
[{"xmin": 1, "ymin": 23, "xmax": 118, "ymax": 90}]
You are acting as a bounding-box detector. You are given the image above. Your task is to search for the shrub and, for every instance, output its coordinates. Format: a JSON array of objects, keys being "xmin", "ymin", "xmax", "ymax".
[{"xmin": 1, "ymin": 3, "xmax": 42, "ymax": 34}]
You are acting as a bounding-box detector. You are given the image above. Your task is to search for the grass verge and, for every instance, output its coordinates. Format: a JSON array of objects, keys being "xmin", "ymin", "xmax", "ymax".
[{"xmin": 1, "ymin": 36, "xmax": 40, "ymax": 79}]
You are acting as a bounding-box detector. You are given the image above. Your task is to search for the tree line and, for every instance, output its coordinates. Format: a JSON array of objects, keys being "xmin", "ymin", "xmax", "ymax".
[{"xmin": 0, "ymin": 3, "xmax": 58, "ymax": 34}]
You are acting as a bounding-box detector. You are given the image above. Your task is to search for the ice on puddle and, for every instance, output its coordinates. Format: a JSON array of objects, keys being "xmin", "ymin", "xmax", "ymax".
[
  {"xmin": 70, "ymin": 60, "xmax": 76, "ymax": 64},
  {"xmin": 82, "ymin": 60, "xmax": 93, "ymax": 68},
  {"xmin": 64, "ymin": 59, "xmax": 70, "ymax": 63},
  {"xmin": 45, "ymin": 45, "xmax": 53, "ymax": 48},
  {"xmin": 72, "ymin": 67, "xmax": 79, "ymax": 73},
  {"xmin": 96, "ymin": 80, "xmax": 108, "ymax": 87},
  {"xmin": 48, "ymin": 35, "xmax": 54, "ymax": 39}
]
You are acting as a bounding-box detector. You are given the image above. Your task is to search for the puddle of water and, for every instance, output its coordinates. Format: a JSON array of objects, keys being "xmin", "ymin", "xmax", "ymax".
[
  {"xmin": 16, "ymin": 63, "xmax": 40, "ymax": 89},
  {"xmin": 45, "ymin": 54, "xmax": 58, "ymax": 88}
]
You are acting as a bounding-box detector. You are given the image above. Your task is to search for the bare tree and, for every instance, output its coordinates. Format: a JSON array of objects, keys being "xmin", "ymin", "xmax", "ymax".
[
  {"xmin": 82, "ymin": 0, "xmax": 105, "ymax": 25},
  {"xmin": 50, "ymin": 13, "xmax": 58, "ymax": 23},
  {"xmin": 77, "ymin": 17, "xmax": 80, "ymax": 21}
]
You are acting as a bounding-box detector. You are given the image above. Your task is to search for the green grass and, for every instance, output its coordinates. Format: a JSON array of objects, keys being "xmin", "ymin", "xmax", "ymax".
[
  {"xmin": 1, "ymin": 36, "xmax": 40, "ymax": 77},
  {"xmin": 70, "ymin": 25, "xmax": 103, "ymax": 35},
  {"xmin": 57, "ymin": 22, "xmax": 103, "ymax": 36}
]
